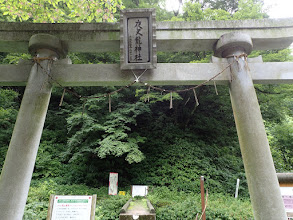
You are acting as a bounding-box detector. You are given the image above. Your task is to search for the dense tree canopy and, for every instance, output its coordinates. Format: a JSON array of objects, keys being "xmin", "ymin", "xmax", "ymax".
[{"xmin": 0, "ymin": 0, "xmax": 123, "ymax": 22}]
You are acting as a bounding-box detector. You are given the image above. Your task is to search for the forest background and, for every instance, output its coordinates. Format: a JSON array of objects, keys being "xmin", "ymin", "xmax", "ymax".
[{"xmin": 0, "ymin": 0, "xmax": 292, "ymax": 219}]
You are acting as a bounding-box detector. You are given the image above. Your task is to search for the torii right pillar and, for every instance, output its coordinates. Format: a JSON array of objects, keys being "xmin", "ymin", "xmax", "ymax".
[{"xmin": 214, "ymin": 32, "xmax": 287, "ymax": 219}]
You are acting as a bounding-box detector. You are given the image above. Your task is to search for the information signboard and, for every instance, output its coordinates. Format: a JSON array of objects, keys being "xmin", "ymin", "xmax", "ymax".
[
  {"xmin": 47, "ymin": 195, "xmax": 96, "ymax": 220},
  {"xmin": 120, "ymin": 8, "xmax": 156, "ymax": 70},
  {"xmin": 280, "ymin": 187, "xmax": 293, "ymax": 218}
]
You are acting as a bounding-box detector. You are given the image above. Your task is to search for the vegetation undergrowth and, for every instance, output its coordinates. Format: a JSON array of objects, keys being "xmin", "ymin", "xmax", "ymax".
[{"xmin": 24, "ymin": 181, "xmax": 253, "ymax": 220}]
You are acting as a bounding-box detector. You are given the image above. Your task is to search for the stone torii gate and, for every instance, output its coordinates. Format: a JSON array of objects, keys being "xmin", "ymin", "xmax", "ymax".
[{"xmin": 0, "ymin": 18, "xmax": 293, "ymax": 219}]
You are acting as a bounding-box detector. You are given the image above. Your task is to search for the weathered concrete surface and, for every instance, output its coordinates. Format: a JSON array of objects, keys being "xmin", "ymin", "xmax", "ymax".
[
  {"xmin": 215, "ymin": 32, "xmax": 287, "ymax": 220},
  {"xmin": 0, "ymin": 18, "xmax": 292, "ymax": 53},
  {"xmin": 0, "ymin": 35, "xmax": 62, "ymax": 219},
  {"xmin": 1, "ymin": 61, "xmax": 293, "ymax": 86},
  {"xmin": 120, "ymin": 199, "xmax": 132, "ymax": 213},
  {"xmin": 29, "ymin": 33, "xmax": 66, "ymax": 58},
  {"xmin": 214, "ymin": 32, "xmax": 253, "ymax": 57},
  {"xmin": 120, "ymin": 199, "xmax": 156, "ymax": 220}
]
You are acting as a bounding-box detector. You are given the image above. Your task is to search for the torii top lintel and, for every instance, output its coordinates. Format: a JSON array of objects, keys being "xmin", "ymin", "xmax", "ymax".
[{"xmin": 0, "ymin": 18, "xmax": 292, "ymax": 53}]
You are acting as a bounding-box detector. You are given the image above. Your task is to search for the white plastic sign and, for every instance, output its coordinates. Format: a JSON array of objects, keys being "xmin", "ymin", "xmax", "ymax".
[{"xmin": 132, "ymin": 185, "xmax": 148, "ymax": 197}]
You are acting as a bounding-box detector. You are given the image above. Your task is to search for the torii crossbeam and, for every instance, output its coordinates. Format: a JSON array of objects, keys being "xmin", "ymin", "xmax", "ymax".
[{"xmin": 0, "ymin": 19, "xmax": 293, "ymax": 220}]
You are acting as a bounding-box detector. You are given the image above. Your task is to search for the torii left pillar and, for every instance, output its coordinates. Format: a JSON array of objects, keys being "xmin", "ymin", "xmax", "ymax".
[{"xmin": 0, "ymin": 34, "xmax": 64, "ymax": 219}]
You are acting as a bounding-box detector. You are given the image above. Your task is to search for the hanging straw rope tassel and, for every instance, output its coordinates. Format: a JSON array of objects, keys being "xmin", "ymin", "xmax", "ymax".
[
  {"xmin": 108, "ymin": 94, "xmax": 111, "ymax": 113},
  {"xmin": 144, "ymin": 85, "xmax": 151, "ymax": 102},
  {"xmin": 147, "ymin": 85, "xmax": 151, "ymax": 102},
  {"xmin": 82, "ymin": 99, "xmax": 86, "ymax": 117},
  {"xmin": 170, "ymin": 92, "xmax": 173, "ymax": 109},
  {"xmin": 184, "ymin": 97, "xmax": 190, "ymax": 106},
  {"xmin": 59, "ymin": 89, "xmax": 66, "ymax": 107},
  {"xmin": 244, "ymin": 55, "xmax": 250, "ymax": 71},
  {"xmin": 213, "ymin": 80, "xmax": 218, "ymax": 95},
  {"xmin": 193, "ymin": 89, "xmax": 200, "ymax": 106}
]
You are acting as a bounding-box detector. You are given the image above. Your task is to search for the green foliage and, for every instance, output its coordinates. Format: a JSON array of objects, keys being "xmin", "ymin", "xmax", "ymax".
[
  {"xmin": 183, "ymin": 2, "xmax": 205, "ymax": 21},
  {"xmin": 183, "ymin": 2, "xmax": 231, "ymax": 21},
  {"xmin": 96, "ymin": 195, "xmax": 130, "ymax": 220},
  {"xmin": 65, "ymin": 92, "xmax": 150, "ymax": 164},
  {"xmin": 0, "ymin": 89, "xmax": 19, "ymax": 168},
  {"xmin": 158, "ymin": 51, "xmax": 206, "ymax": 63},
  {"xmin": 24, "ymin": 180, "xmax": 111, "ymax": 220},
  {"xmin": 98, "ymin": 103, "xmax": 148, "ymax": 163},
  {"xmin": 206, "ymin": 0, "xmax": 239, "ymax": 13},
  {"xmin": 183, "ymin": 2, "xmax": 230, "ymax": 21},
  {"xmin": 148, "ymin": 187, "xmax": 253, "ymax": 219},
  {"xmin": 233, "ymin": 0, "xmax": 267, "ymax": 20},
  {"xmin": 203, "ymin": 8, "xmax": 232, "ymax": 20},
  {"xmin": 266, "ymin": 116, "xmax": 293, "ymax": 171},
  {"xmin": 250, "ymin": 48, "xmax": 293, "ymax": 62},
  {"xmin": 179, "ymin": 0, "xmax": 265, "ymax": 16},
  {"xmin": 136, "ymin": 89, "xmax": 183, "ymax": 104},
  {"xmin": 0, "ymin": 0, "xmax": 123, "ymax": 23},
  {"xmin": 23, "ymin": 180, "xmax": 57, "ymax": 220},
  {"xmin": 0, "ymin": 88, "xmax": 19, "ymax": 108},
  {"xmin": 68, "ymin": 52, "xmax": 120, "ymax": 64},
  {"xmin": 122, "ymin": 0, "xmax": 174, "ymax": 21},
  {"xmin": 1, "ymin": 53, "xmax": 31, "ymax": 64},
  {"xmin": 253, "ymin": 83, "xmax": 293, "ymax": 172},
  {"xmin": 23, "ymin": 181, "xmax": 253, "ymax": 220},
  {"xmin": 129, "ymin": 86, "xmax": 248, "ymax": 196},
  {"xmin": 255, "ymin": 85, "xmax": 291, "ymax": 123},
  {"xmin": 129, "ymin": 136, "xmax": 246, "ymax": 195},
  {"xmin": 182, "ymin": 0, "xmax": 267, "ymax": 21},
  {"xmin": 33, "ymin": 142, "xmax": 64, "ymax": 179},
  {"xmin": 206, "ymin": 194, "xmax": 253, "ymax": 219}
]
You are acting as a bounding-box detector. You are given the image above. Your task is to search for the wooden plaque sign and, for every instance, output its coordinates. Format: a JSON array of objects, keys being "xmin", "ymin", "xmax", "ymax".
[
  {"xmin": 120, "ymin": 8, "xmax": 156, "ymax": 70},
  {"xmin": 47, "ymin": 195, "xmax": 96, "ymax": 220}
]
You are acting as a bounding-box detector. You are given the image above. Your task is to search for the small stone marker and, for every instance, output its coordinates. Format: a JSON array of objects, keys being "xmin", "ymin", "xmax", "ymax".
[
  {"xmin": 47, "ymin": 195, "xmax": 96, "ymax": 220},
  {"xmin": 109, "ymin": 172, "xmax": 118, "ymax": 195},
  {"xmin": 120, "ymin": 8, "xmax": 156, "ymax": 70}
]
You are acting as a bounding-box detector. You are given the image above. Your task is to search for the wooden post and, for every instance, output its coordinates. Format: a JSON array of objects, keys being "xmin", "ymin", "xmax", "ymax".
[
  {"xmin": 47, "ymin": 194, "xmax": 55, "ymax": 220},
  {"xmin": 200, "ymin": 176, "xmax": 206, "ymax": 220},
  {"xmin": 91, "ymin": 194, "xmax": 97, "ymax": 220}
]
